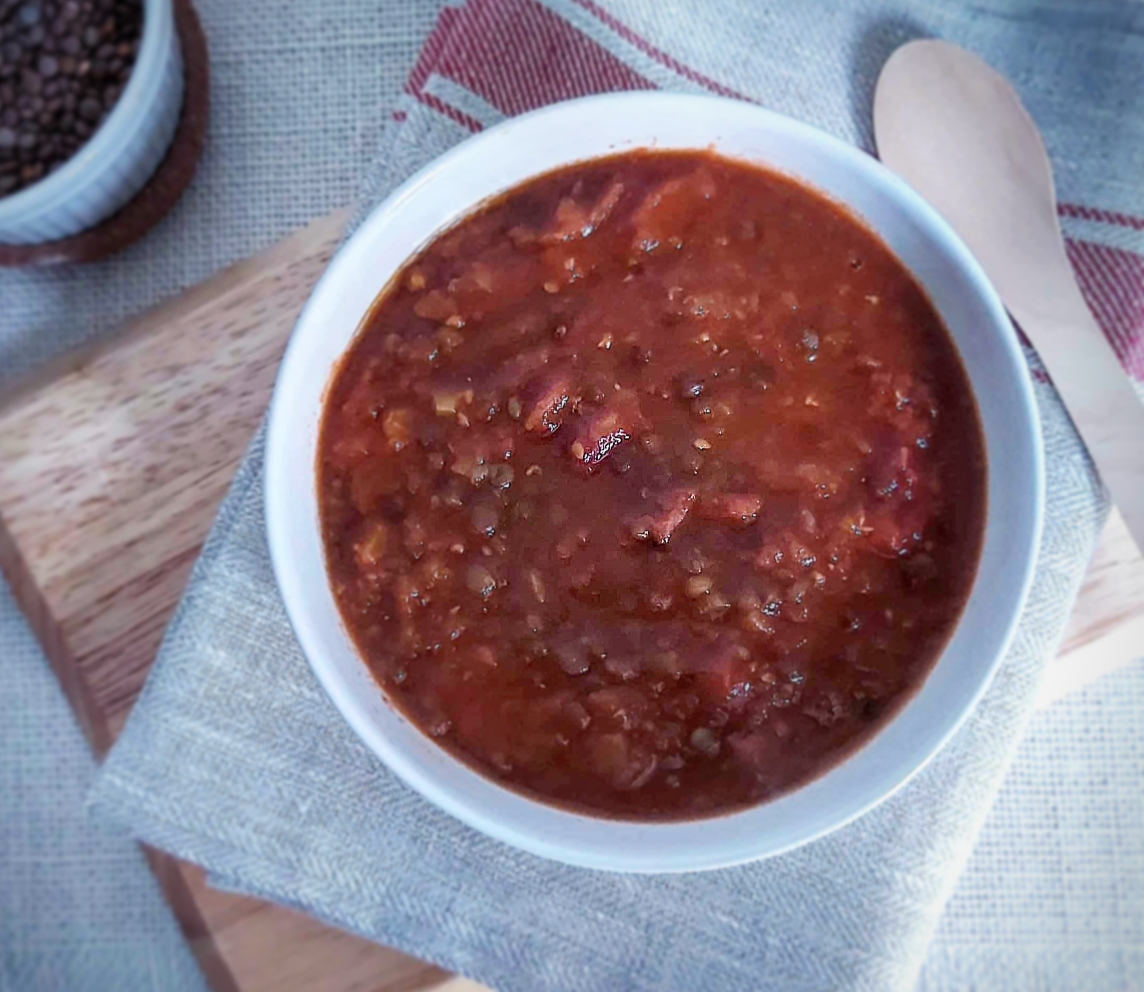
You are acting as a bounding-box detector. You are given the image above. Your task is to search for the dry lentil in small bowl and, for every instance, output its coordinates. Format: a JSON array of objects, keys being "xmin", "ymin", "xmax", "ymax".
[{"xmin": 0, "ymin": 0, "xmax": 183, "ymax": 244}]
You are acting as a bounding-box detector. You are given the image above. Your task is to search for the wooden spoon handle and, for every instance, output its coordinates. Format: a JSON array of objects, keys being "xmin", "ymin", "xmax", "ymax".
[{"xmin": 1012, "ymin": 281, "xmax": 1144, "ymax": 554}]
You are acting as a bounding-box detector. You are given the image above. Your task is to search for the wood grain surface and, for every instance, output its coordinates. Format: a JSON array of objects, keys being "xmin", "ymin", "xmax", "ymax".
[{"xmin": 0, "ymin": 208, "xmax": 1140, "ymax": 992}]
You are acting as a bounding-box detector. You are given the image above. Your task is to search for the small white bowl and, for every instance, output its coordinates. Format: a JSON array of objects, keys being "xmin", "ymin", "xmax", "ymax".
[
  {"xmin": 265, "ymin": 92, "xmax": 1043, "ymax": 873},
  {"xmin": 0, "ymin": 0, "xmax": 184, "ymax": 245}
]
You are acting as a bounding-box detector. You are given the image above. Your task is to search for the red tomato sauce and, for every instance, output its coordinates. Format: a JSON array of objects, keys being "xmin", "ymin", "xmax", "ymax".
[{"xmin": 318, "ymin": 150, "xmax": 986, "ymax": 819}]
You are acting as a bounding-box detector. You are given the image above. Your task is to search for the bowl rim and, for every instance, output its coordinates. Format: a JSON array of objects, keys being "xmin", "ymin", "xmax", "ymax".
[
  {"xmin": 0, "ymin": 0, "xmax": 174, "ymax": 223},
  {"xmin": 265, "ymin": 90, "xmax": 1044, "ymax": 872}
]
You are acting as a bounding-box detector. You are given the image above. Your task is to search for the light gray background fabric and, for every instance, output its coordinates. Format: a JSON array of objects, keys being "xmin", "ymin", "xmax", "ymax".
[
  {"xmin": 90, "ymin": 2, "xmax": 1144, "ymax": 992},
  {"xmin": 2, "ymin": 0, "xmax": 1142, "ymax": 990},
  {"xmin": 0, "ymin": 596, "xmax": 208, "ymax": 992}
]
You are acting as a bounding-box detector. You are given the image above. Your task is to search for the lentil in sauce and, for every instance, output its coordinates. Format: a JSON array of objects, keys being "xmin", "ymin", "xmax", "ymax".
[{"xmin": 318, "ymin": 150, "xmax": 986, "ymax": 820}]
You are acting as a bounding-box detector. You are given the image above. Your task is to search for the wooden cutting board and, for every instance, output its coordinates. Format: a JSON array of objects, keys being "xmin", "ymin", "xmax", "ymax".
[{"xmin": 0, "ymin": 209, "xmax": 1141, "ymax": 992}]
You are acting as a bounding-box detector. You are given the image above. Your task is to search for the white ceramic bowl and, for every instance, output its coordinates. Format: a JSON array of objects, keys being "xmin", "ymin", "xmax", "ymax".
[
  {"xmin": 265, "ymin": 92, "xmax": 1043, "ymax": 873},
  {"xmin": 0, "ymin": 0, "xmax": 184, "ymax": 245}
]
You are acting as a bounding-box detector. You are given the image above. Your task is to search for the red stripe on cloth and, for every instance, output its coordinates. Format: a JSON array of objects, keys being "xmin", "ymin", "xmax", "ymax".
[
  {"xmin": 1059, "ymin": 202, "xmax": 1144, "ymax": 233},
  {"xmin": 1066, "ymin": 238, "xmax": 1144, "ymax": 381},
  {"xmin": 415, "ymin": 90, "xmax": 484, "ymax": 133},
  {"xmin": 568, "ymin": 0, "xmax": 753, "ymax": 102},
  {"xmin": 411, "ymin": 0, "xmax": 655, "ymax": 119},
  {"xmin": 406, "ymin": 5, "xmax": 463, "ymax": 100}
]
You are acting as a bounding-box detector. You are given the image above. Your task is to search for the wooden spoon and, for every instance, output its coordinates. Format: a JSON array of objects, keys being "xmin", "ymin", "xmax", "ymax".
[{"xmin": 874, "ymin": 39, "xmax": 1144, "ymax": 553}]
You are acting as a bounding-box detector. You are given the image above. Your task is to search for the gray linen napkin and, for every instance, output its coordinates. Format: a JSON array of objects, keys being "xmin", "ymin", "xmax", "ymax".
[{"xmin": 94, "ymin": 1, "xmax": 1144, "ymax": 990}]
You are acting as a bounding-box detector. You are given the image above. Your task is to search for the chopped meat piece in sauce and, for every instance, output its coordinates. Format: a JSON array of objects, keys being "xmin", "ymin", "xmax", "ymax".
[
  {"xmin": 630, "ymin": 489, "xmax": 696, "ymax": 545},
  {"xmin": 698, "ymin": 492, "xmax": 763, "ymax": 525},
  {"xmin": 318, "ymin": 150, "xmax": 986, "ymax": 820},
  {"xmin": 570, "ymin": 389, "xmax": 647, "ymax": 468},
  {"xmin": 537, "ymin": 179, "xmax": 625, "ymax": 246},
  {"xmin": 523, "ymin": 375, "xmax": 576, "ymax": 434}
]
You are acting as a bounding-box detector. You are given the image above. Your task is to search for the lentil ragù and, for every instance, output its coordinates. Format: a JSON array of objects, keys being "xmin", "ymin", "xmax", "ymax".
[{"xmin": 318, "ymin": 150, "xmax": 986, "ymax": 820}]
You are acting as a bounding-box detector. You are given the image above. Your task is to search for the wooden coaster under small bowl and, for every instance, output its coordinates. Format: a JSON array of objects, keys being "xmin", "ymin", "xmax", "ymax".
[{"xmin": 0, "ymin": 0, "xmax": 209, "ymax": 268}]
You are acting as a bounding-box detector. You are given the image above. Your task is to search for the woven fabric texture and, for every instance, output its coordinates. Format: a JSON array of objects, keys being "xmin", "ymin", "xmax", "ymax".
[
  {"xmin": 90, "ymin": 2, "xmax": 1143, "ymax": 992},
  {"xmin": 919, "ymin": 659, "xmax": 1144, "ymax": 991},
  {"xmin": 0, "ymin": 586, "xmax": 209, "ymax": 992}
]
